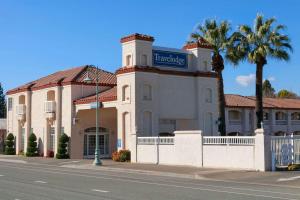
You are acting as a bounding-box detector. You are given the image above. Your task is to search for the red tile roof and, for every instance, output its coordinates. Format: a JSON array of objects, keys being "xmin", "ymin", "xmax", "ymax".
[
  {"xmin": 226, "ymin": 94, "xmax": 300, "ymax": 110},
  {"xmin": 7, "ymin": 65, "xmax": 117, "ymax": 95},
  {"xmin": 74, "ymin": 87, "xmax": 117, "ymax": 105}
]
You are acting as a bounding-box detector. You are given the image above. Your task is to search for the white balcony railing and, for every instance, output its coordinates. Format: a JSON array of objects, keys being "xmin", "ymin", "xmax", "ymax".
[
  {"xmin": 16, "ymin": 104, "xmax": 26, "ymax": 115},
  {"xmin": 44, "ymin": 101, "xmax": 56, "ymax": 113}
]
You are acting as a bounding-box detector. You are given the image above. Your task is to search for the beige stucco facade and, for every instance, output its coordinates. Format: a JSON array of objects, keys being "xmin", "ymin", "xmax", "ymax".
[{"xmin": 6, "ymin": 33, "xmax": 220, "ymax": 159}]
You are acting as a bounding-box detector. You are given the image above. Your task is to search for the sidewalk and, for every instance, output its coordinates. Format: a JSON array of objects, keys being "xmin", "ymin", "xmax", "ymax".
[{"xmin": 0, "ymin": 155, "xmax": 258, "ymax": 180}]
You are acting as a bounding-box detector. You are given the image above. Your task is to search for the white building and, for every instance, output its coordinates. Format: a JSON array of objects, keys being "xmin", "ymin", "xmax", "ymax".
[
  {"xmin": 225, "ymin": 94, "xmax": 300, "ymax": 136},
  {"xmin": 6, "ymin": 33, "xmax": 300, "ymax": 159},
  {"xmin": 6, "ymin": 33, "xmax": 219, "ymax": 158}
]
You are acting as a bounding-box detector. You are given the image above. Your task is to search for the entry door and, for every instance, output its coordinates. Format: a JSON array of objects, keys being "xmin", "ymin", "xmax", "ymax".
[{"xmin": 85, "ymin": 133, "xmax": 109, "ymax": 158}]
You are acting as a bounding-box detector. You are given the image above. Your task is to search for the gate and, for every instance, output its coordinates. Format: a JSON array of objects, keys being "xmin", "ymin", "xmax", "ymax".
[{"xmin": 271, "ymin": 135, "xmax": 300, "ymax": 170}]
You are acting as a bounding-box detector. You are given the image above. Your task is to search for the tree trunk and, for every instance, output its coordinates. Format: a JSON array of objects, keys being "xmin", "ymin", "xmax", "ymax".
[
  {"xmin": 217, "ymin": 71, "xmax": 226, "ymax": 136},
  {"xmin": 212, "ymin": 54, "xmax": 226, "ymax": 136},
  {"xmin": 256, "ymin": 63, "xmax": 264, "ymax": 129}
]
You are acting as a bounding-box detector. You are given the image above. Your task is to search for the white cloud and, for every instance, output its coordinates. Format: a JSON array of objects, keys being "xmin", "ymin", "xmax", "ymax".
[
  {"xmin": 268, "ymin": 76, "xmax": 276, "ymax": 82},
  {"xmin": 236, "ymin": 74, "xmax": 256, "ymax": 87}
]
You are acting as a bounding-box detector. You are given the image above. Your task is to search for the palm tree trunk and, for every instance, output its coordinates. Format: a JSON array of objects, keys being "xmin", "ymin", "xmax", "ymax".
[
  {"xmin": 255, "ymin": 63, "xmax": 264, "ymax": 129},
  {"xmin": 217, "ymin": 71, "xmax": 226, "ymax": 136}
]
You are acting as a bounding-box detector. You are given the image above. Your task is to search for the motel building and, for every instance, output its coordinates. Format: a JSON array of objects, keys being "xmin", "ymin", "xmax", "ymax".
[{"xmin": 6, "ymin": 33, "xmax": 300, "ymax": 159}]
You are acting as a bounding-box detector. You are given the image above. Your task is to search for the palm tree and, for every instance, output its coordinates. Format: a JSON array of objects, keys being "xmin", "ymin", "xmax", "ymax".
[
  {"xmin": 230, "ymin": 14, "xmax": 292, "ymax": 129},
  {"xmin": 189, "ymin": 19, "xmax": 235, "ymax": 136}
]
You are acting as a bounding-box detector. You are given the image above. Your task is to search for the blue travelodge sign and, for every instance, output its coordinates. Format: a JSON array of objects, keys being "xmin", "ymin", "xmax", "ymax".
[{"xmin": 152, "ymin": 50, "xmax": 188, "ymax": 68}]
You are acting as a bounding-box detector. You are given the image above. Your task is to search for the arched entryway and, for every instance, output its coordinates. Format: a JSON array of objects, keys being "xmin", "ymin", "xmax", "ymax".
[{"xmin": 83, "ymin": 127, "xmax": 110, "ymax": 158}]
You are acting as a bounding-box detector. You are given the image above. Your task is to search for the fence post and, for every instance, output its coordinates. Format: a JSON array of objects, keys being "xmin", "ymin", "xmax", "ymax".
[
  {"xmin": 130, "ymin": 132, "xmax": 137, "ymax": 163},
  {"xmin": 255, "ymin": 128, "xmax": 272, "ymax": 171},
  {"xmin": 156, "ymin": 136, "xmax": 160, "ymax": 165}
]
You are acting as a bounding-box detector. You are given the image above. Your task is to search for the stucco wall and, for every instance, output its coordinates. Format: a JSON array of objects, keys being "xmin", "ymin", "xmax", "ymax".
[{"xmin": 71, "ymin": 108, "xmax": 117, "ymax": 159}]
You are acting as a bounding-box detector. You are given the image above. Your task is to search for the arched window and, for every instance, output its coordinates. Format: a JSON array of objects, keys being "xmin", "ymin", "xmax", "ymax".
[
  {"xmin": 142, "ymin": 111, "xmax": 152, "ymax": 136},
  {"xmin": 274, "ymin": 131, "xmax": 285, "ymax": 136},
  {"xmin": 126, "ymin": 55, "xmax": 132, "ymax": 66},
  {"xmin": 143, "ymin": 84, "xmax": 152, "ymax": 101},
  {"xmin": 228, "ymin": 110, "xmax": 241, "ymax": 121},
  {"xmin": 291, "ymin": 112, "xmax": 300, "ymax": 120},
  {"xmin": 205, "ymin": 88, "xmax": 212, "ymax": 103},
  {"xmin": 122, "ymin": 85, "xmax": 130, "ymax": 102},
  {"xmin": 47, "ymin": 90, "xmax": 55, "ymax": 101},
  {"xmin": 275, "ymin": 111, "xmax": 287, "ymax": 120},
  {"xmin": 18, "ymin": 95, "xmax": 25, "ymax": 104}
]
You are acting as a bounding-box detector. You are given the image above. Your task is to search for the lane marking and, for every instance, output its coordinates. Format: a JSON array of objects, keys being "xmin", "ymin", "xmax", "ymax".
[
  {"xmin": 91, "ymin": 189, "xmax": 109, "ymax": 193},
  {"xmin": 34, "ymin": 180, "xmax": 47, "ymax": 184},
  {"xmin": 1, "ymin": 160, "xmax": 300, "ymax": 190},
  {"xmin": 1, "ymin": 162, "xmax": 300, "ymax": 198},
  {"xmin": 0, "ymin": 159, "xmax": 27, "ymax": 164},
  {"xmin": 277, "ymin": 176, "xmax": 300, "ymax": 182},
  {"xmin": 0, "ymin": 164, "xmax": 297, "ymax": 200},
  {"xmin": 0, "ymin": 175, "xmax": 4, "ymax": 177}
]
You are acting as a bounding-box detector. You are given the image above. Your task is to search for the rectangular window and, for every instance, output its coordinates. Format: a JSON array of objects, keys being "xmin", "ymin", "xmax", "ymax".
[
  {"xmin": 50, "ymin": 127, "xmax": 55, "ymax": 151},
  {"xmin": 126, "ymin": 55, "xmax": 132, "ymax": 66},
  {"xmin": 61, "ymin": 127, "xmax": 65, "ymax": 134},
  {"xmin": 141, "ymin": 54, "xmax": 147, "ymax": 66},
  {"xmin": 8, "ymin": 98, "xmax": 13, "ymax": 111}
]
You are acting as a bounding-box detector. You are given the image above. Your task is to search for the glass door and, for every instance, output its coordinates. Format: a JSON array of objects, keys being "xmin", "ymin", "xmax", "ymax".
[{"xmin": 84, "ymin": 133, "xmax": 109, "ymax": 158}]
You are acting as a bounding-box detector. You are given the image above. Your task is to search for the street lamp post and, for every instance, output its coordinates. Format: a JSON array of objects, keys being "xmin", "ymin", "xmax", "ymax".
[{"xmin": 84, "ymin": 65, "xmax": 102, "ymax": 166}]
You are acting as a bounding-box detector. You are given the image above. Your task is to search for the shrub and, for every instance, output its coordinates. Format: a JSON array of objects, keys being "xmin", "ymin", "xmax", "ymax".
[
  {"xmin": 112, "ymin": 150, "xmax": 130, "ymax": 162},
  {"xmin": 112, "ymin": 151, "xmax": 120, "ymax": 161},
  {"xmin": 47, "ymin": 150, "xmax": 54, "ymax": 158},
  {"xmin": 288, "ymin": 164, "xmax": 300, "ymax": 171},
  {"xmin": 5, "ymin": 133, "xmax": 15, "ymax": 155},
  {"xmin": 56, "ymin": 133, "xmax": 70, "ymax": 159},
  {"xmin": 26, "ymin": 133, "xmax": 38, "ymax": 157}
]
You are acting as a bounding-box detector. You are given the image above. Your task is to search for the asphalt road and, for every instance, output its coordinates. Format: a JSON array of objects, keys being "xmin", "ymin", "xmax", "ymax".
[{"xmin": 0, "ymin": 160, "xmax": 300, "ymax": 200}]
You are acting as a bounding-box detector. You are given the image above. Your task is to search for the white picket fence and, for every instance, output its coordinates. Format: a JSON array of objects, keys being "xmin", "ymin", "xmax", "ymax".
[
  {"xmin": 137, "ymin": 137, "xmax": 174, "ymax": 145},
  {"xmin": 271, "ymin": 135, "xmax": 300, "ymax": 167}
]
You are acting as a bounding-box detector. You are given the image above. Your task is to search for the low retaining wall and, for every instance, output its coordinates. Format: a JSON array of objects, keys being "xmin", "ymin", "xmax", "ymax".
[{"xmin": 135, "ymin": 129, "xmax": 270, "ymax": 171}]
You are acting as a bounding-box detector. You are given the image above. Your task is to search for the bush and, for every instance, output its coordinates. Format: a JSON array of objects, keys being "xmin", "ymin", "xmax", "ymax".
[
  {"xmin": 5, "ymin": 133, "xmax": 15, "ymax": 155},
  {"xmin": 26, "ymin": 133, "xmax": 38, "ymax": 157},
  {"xmin": 112, "ymin": 150, "xmax": 130, "ymax": 162},
  {"xmin": 56, "ymin": 133, "xmax": 70, "ymax": 159},
  {"xmin": 112, "ymin": 151, "xmax": 120, "ymax": 161},
  {"xmin": 47, "ymin": 150, "xmax": 54, "ymax": 158},
  {"xmin": 288, "ymin": 164, "xmax": 300, "ymax": 171}
]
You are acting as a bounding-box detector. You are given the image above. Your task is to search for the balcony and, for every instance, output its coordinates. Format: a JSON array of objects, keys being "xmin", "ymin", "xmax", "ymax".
[
  {"xmin": 44, "ymin": 101, "xmax": 56, "ymax": 119},
  {"xmin": 16, "ymin": 104, "xmax": 26, "ymax": 121}
]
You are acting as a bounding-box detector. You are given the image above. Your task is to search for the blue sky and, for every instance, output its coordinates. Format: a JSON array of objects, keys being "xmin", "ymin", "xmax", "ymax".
[{"xmin": 0, "ymin": 0, "xmax": 299, "ymax": 95}]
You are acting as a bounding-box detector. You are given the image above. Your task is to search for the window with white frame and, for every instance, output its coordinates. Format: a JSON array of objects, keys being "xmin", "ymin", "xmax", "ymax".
[
  {"xmin": 143, "ymin": 84, "xmax": 152, "ymax": 101},
  {"xmin": 50, "ymin": 127, "xmax": 55, "ymax": 151},
  {"xmin": 205, "ymin": 88, "xmax": 212, "ymax": 103},
  {"xmin": 228, "ymin": 110, "xmax": 241, "ymax": 121},
  {"xmin": 263, "ymin": 112, "xmax": 269, "ymax": 120},
  {"xmin": 275, "ymin": 111, "xmax": 287, "ymax": 120},
  {"xmin": 291, "ymin": 112, "xmax": 300, "ymax": 120},
  {"xmin": 8, "ymin": 97, "xmax": 13, "ymax": 111},
  {"xmin": 122, "ymin": 85, "xmax": 130, "ymax": 102},
  {"xmin": 141, "ymin": 54, "xmax": 147, "ymax": 66},
  {"xmin": 126, "ymin": 55, "xmax": 132, "ymax": 66}
]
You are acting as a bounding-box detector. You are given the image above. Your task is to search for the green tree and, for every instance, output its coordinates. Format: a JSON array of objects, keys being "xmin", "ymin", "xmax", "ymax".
[
  {"xmin": 189, "ymin": 19, "xmax": 236, "ymax": 136},
  {"xmin": 277, "ymin": 89, "xmax": 297, "ymax": 98},
  {"xmin": 56, "ymin": 133, "xmax": 70, "ymax": 159},
  {"xmin": 5, "ymin": 133, "xmax": 15, "ymax": 155},
  {"xmin": 0, "ymin": 83, "xmax": 6, "ymax": 118},
  {"xmin": 26, "ymin": 133, "xmax": 38, "ymax": 157},
  {"xmin": 262, "ymin": 79, "xmax": 275, "ymax": 97},
  {"xmin": 230, "ymin": 14, "xmax": 292, "ymax": 128}
]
